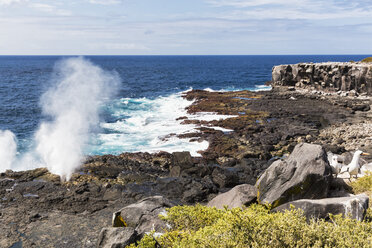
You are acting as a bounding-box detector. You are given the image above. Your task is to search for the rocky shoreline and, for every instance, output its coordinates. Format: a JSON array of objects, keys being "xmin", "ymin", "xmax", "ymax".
[{"xmin": 1, "ymin": 86, "xmax": 372, "ymax": 247}]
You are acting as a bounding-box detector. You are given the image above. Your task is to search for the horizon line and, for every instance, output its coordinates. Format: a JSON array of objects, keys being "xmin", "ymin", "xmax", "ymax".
[{"xmin": 0, "ymin": 54, "xmax": 370, "ymax": 56}]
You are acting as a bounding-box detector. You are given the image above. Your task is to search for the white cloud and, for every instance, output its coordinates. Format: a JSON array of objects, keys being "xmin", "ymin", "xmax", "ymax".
[
  {"xmin": 88, "ymin": 0, "xmax": 123, "ymax": 5},
  {"xmin": 30, "ymin": 3, "xmax": 71, "ymax": 16},
  {"xmin": 206, "ymin": 0, "xmax": 372, "ymax": 20},
  {"xmin": 90, "ymin": 43, "xmax": 150, "ymax": 51},
  {"xmin": 0, "ymin": 0, "xmax": 26, "ymax": 5}
]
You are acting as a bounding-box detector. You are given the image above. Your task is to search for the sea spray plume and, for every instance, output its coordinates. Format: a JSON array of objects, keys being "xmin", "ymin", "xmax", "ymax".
[
  {"xmin": 35, "ymin": 57, "xmax": 119, "ymax": 180},
  {"xmin": 0, "ymin": 130, "xmax": 17, "ymax": 172}
]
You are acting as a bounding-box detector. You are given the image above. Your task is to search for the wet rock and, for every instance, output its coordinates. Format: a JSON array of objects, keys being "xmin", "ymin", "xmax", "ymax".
[
  {"xmin": 256, "ymin": 143, "xmax": 332, "ymax": 208},
  {"xmin": 207, "ymin": 184, "xmax": 257, "ymax": 209},
  {"xmin": 116, "ymin": 196, "xmax": 174, "ymax": 237},
  {"xmin": 272, "ymin": 194, "xmax": 370, "ymax": 221},
  {"xmin": 97, "ymin": 227, "xmax": 138, "ymax": 248}
]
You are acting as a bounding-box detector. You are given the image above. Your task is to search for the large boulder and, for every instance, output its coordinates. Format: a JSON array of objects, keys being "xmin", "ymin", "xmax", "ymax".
[
  {"xmin": 116, "ymin": 196, "xmax": 174, "ymax": 237},
  {"xmin": 256, "ymin": 143, "xmax": 332, "ymax": 208},
  {"xmin": 207, "ymin": 184, "xmax": 257, "ymax": 209},
  {"xmin": 272, "ymin": 194, "xmax": 369, "ymax": 221},
  {"xmin": 97, "ymin": 227, "xmax": 138, "ymax": 248}
]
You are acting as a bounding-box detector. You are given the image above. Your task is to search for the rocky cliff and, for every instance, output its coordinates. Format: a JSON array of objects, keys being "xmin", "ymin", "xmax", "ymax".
[{"xmin": 272, "ymin": 62, "xmax": 372, "ymax": 95}]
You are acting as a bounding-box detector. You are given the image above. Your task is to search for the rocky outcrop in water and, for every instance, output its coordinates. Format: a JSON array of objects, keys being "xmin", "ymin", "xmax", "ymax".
[{"xmin": 272, "ymin": 62, "xmax": 372, "ymax": 95}]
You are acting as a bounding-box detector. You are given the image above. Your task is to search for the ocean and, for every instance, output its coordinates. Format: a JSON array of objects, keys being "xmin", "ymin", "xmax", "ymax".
[{"xmin": 0, "ymin": 55, "xmax": 368, "ymax": 174}]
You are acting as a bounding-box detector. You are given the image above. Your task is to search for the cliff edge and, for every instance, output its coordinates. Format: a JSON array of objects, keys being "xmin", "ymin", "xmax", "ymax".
[{"xmin": 272, "ymin": 62, "xmax": 372, "ymax": 95}]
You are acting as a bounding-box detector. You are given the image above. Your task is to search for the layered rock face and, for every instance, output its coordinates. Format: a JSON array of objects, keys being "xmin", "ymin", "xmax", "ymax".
[{"xmin": 272, "ymin": 62, "xmax": 372, "ymax": 94}]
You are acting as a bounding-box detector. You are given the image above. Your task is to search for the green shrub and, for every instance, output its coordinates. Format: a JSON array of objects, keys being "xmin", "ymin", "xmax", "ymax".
[
  {"xmin": 159, "ymin": 204, "xmax": 224, "ymax": 231},
  {"xmin": 361, "ymin": 57, "xmax": 372, "ymax": 63},
  {"xmin": 127, "ymin": 204, "xmax": 372, "ymax": 248},
  {"xmin": 351, "ymin": 172, "xmax": 372, "ymax": 198}
]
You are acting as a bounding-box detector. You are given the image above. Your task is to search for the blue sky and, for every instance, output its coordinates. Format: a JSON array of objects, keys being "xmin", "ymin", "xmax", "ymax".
[{"xmin": 0, "ymin": 0, "xmax": 371, "ymax": 55}]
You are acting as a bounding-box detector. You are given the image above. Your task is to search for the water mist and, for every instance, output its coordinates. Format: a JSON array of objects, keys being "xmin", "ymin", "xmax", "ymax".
[
  {"xmin": 0, "ymin": 57, "xmax": 119, "ymax": 180},
  {"xmin": 35, "ymin": 57, "xmax": 119, "ymax": 180},
  {"xmin": 0, "ymin": 130, "xmax": 17, "ymax": 173}
]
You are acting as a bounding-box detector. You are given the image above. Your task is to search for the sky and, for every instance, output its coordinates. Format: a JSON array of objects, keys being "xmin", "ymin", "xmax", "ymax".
[{"xmin": 0, "ymin": 0, "xmax": 371, "ymax": 55}]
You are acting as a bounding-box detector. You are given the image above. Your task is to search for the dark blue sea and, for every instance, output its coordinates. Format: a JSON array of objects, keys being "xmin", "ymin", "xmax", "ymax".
[{"xmin": 0, "ymin": 55, "xmax": 368, "ymax": 166}]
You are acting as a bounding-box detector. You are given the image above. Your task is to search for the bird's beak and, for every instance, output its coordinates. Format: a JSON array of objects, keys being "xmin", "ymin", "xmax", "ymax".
[{"xmin": 361, "ymin": 152, "xmax": 370, "ymax": 156}]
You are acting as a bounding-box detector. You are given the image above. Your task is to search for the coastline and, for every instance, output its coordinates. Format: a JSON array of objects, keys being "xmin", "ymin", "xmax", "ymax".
[{"xmin": 1, "ymin": 85, "xmax": 371, "ymax": 247}]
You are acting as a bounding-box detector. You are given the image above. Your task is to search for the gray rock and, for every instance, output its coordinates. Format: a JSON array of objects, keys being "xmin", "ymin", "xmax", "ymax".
[
  {"xmin": 256, "ymin": 143, "xmax": 332, "ymax": 208},
  {"xmin": 207, "ymin": 184, "xmax": 257, "ymax": 209},
  {"xmin": 116, "ymin": 196, "xmax": 174, "ymax": 237},
  {"xmin": 361, "ymin": 162, "xmax": 372, "ymax": 176},
  {"xmin": 271, "ymin": 62, "xmax": 372, "ymax": 95},
  {"xmin": 272, "ymin": 194, "xmax": 369, "ymax": 221},
  {"xmin": 97, "ymin": 227, "xmax": 138, "ymax": 248}
]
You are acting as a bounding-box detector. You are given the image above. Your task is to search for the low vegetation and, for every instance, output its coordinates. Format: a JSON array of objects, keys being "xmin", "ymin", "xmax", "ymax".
[
  {"xmin": 127, "ymin": 203, "xmax": 372, "ymax": 248},
  {"xmin": 351, "ymin": 172, "xmax": 372, "ymax": 196},
  {"xmin": 361, "ymin": 57, "xmax": 372, "ymax": 63}
]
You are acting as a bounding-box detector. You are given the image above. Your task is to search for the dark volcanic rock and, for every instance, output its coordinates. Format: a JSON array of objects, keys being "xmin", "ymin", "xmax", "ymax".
[
  {"xmin": 272, "ymin": 194, "xmax": 370, "ymax": 221},
  {"xmin": 172, "ymin": 151, "xmax": 193, "ymax": 168},
  {"xmin": 169, "ymin": 151, "xmax": 194, "ymax": 177},
  {"xmin": 256, "ymin": 143, "xmax": 332, "ymax": 208},
  {"xmin": 211, "ymin": 166, "xmax": 240, "ymax": 188},
  {"xmin": 207, "ymin": 184, "xmax": 257, "ymax": 209}
]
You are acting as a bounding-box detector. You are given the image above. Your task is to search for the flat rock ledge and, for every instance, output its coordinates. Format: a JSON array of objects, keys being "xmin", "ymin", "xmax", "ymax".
[
  {"xmin": 207, "ymin": 184, "xmax": 257, "ymax": 209},
  {"xmin": 272, "ymin": 62, "xmax": 372, "ymax": 95}
]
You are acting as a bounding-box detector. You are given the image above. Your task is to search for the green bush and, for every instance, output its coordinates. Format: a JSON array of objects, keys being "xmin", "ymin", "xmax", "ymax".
[
  {"xmin": 127, "ymin": 204, "xmax": 372, "ymax": 248},
  {"xmin": 361, "ymin": 57, "xmax": 372, "ymax": 63},
  {"xmin": 351, "ymin": 172, "xmax": 372, "ymax": 195}
]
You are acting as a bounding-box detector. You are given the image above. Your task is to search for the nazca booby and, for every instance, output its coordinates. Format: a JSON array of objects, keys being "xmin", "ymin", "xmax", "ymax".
[
  {"xmin": 341, "ymin": 150, "xmax": 370, "ymax": 179},
  {"xmin": 330, "ymin": 155, "xmax": 343, "ymax": 176}
]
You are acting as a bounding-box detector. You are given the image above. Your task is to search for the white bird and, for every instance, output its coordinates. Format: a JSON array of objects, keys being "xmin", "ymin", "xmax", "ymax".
[
  {"xmin": 330, "ymin": 155, "xmax": 343, "ymax": 177},
  {"xmin": 342, "ymin": 150, "xmax": 370, "ymax": 179}
]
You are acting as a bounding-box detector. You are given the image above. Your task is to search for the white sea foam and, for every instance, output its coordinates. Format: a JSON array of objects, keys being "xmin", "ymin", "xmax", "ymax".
[
  {"xmin": 203, "ymin": 88, "xmax": 216, "ymax": 92},
  {"xmin": 253, "ymin": 85, "xmax": 272, "ymax": 91},
  {"xmin": 0, "ymin": 60, "xmax": 269, "ymax": 175},
  {"xmin": 187, "ymin": 112, "xmax": 239, "ymax": 122},
  {"xmin": 200, "ymin": 125, "xmax": 234, "ymax": 132},
  {"xmin": 90, "ymin": 91, "xmax": 237, "ymax": 157}
]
